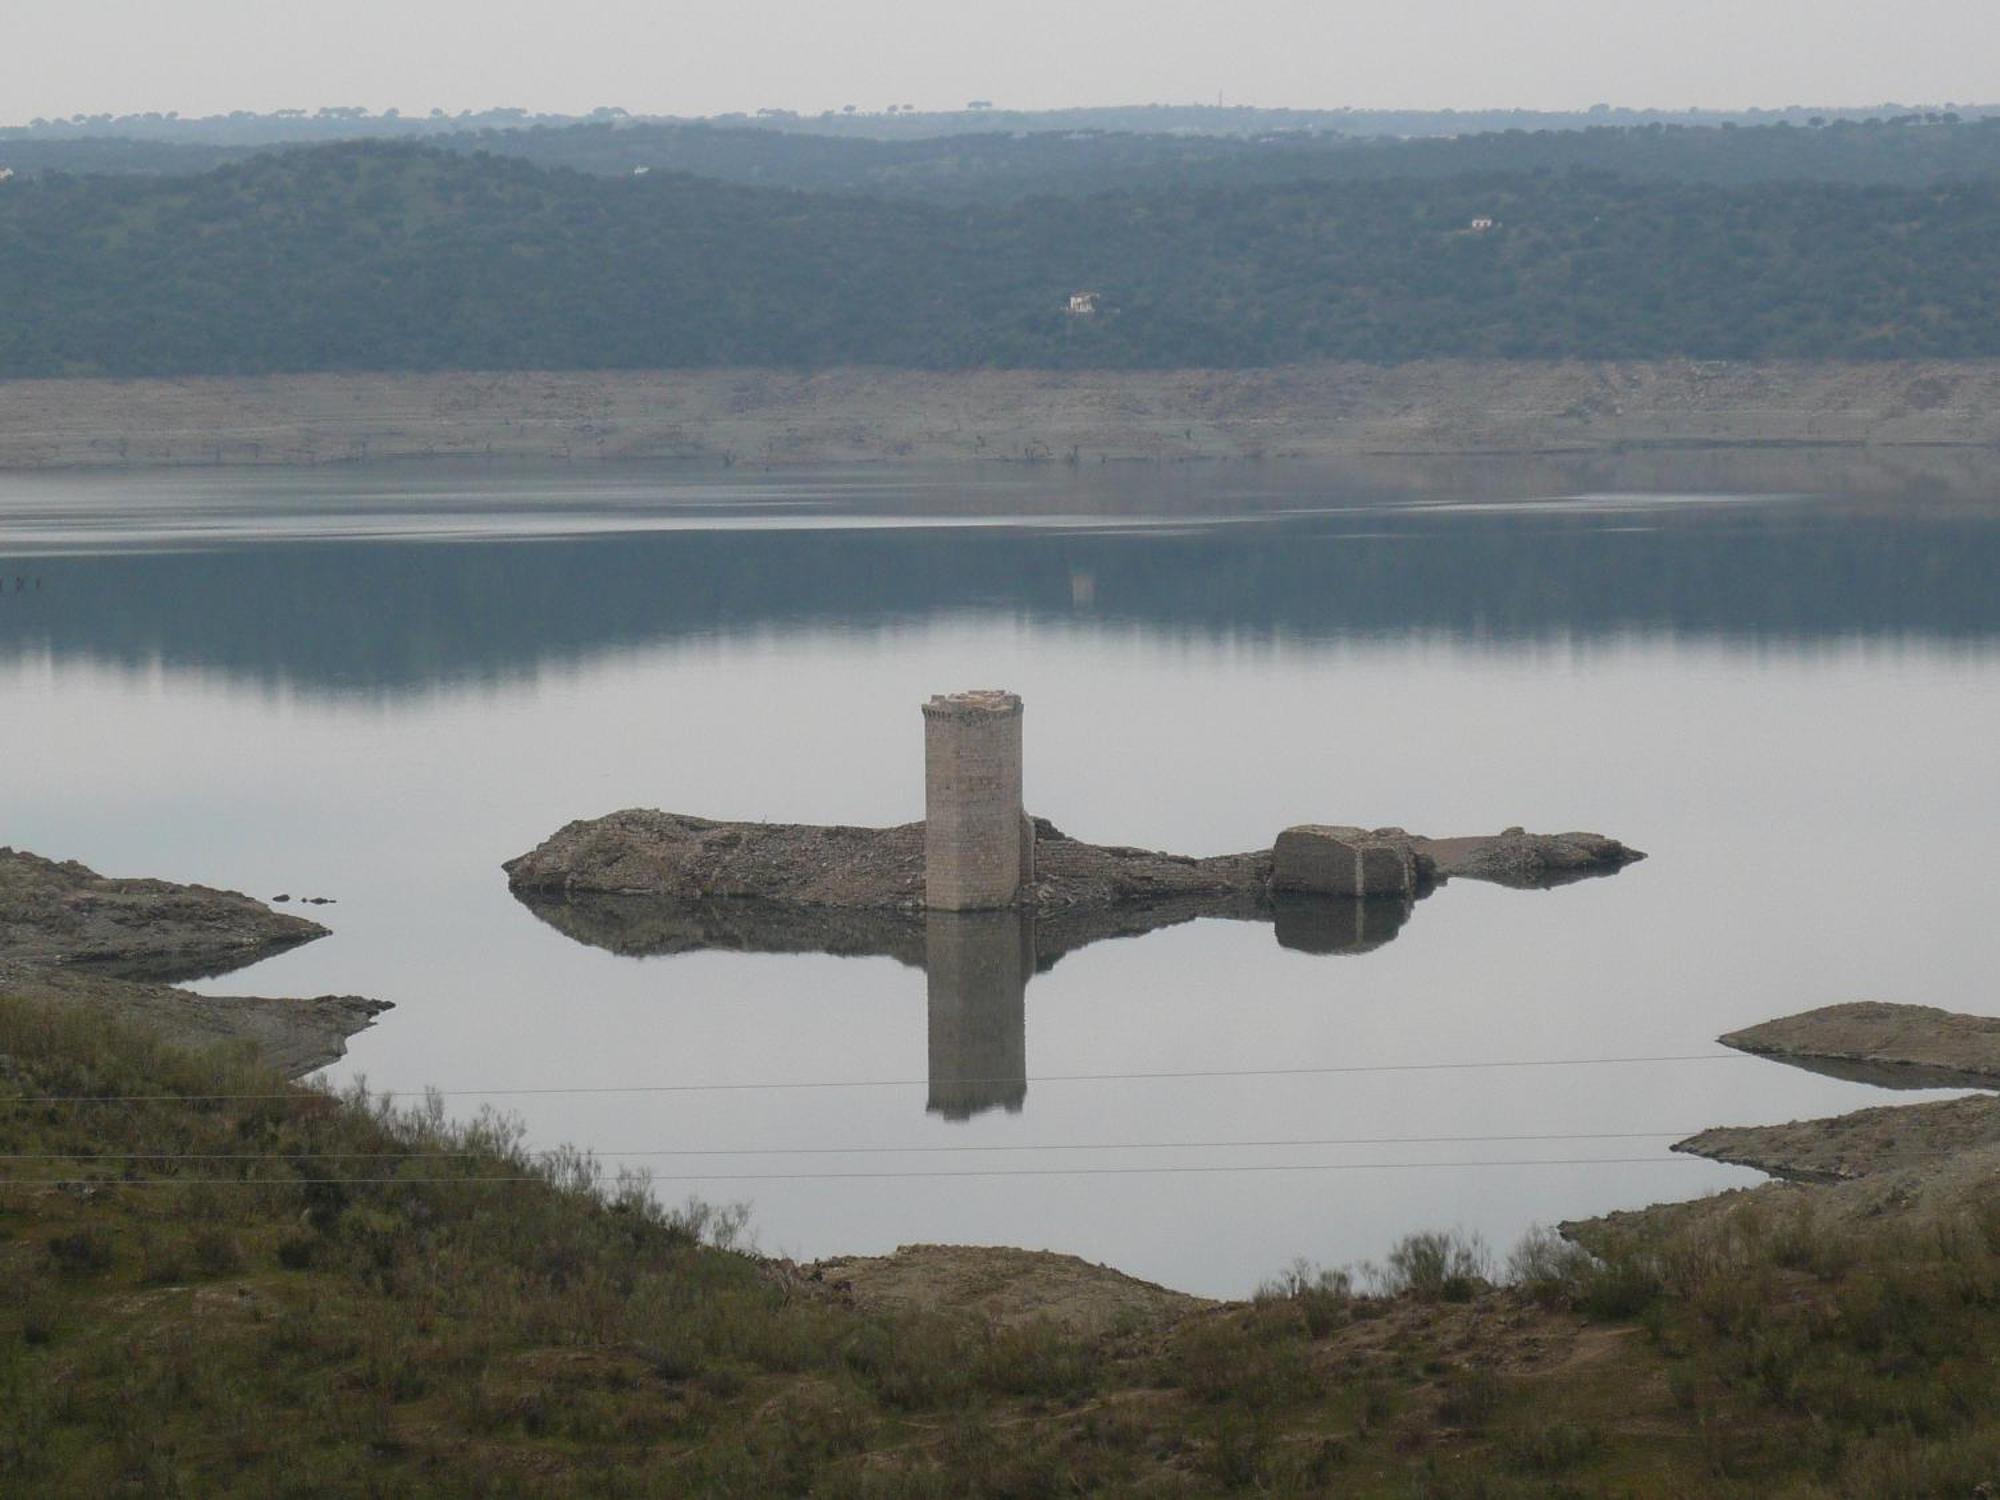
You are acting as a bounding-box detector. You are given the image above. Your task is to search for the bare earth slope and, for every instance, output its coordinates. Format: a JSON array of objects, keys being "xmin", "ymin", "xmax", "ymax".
[
  {"xmin": 8, "ymin": 361, "xmax": 2000, "ymax": 470},
  {"xmin": 802, "ymin": 1243, "xmax": 1211, "ymax": 1334}
]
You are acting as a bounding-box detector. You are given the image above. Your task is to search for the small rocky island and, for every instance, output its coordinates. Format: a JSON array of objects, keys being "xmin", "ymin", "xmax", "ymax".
[
  {"xmin": 505, "ymin": 810, "xmax": 1641, "ymax": 928},
  {"xmin": 0, "ymin": 848, "xmax": 388, "ymax": 1078},
  {"xmin": 506, "ymin": 691, "xmax": 1644, "ymax": 1123},
  {"xmin": 506, "ymin": 690, "xmax": 1643, "ymax": 928}
]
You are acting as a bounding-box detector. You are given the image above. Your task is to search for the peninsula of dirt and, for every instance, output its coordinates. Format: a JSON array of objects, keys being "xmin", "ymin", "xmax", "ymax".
[
  {"xmin": 0, "ymin": 847, "xmax": 325, "ymax": 980},
  {"xmin": 1718, "ymin": 1000, "xmax": 2000, "ymax": 1089},
  {"xmin": 8, "ymin": 360, "xmax": 2000, "ymax": 471},
  {"xmin": 1575, "ymin": 1000, "xmax": 2000, "ymax": 1248},
  {"xmin": 1674, "ymin": 1094, "xmax": 2000, "ymax": 1184},
  {"xmin": 0, "ymin": 848, "xmax": 387, "ymax": 1077},
  {"xmin": 503, "ymin": 809, "xmax": 1641, "ymax": 911}
]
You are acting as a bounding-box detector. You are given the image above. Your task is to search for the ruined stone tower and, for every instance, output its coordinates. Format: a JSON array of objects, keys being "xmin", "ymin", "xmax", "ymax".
[{"xmin": 922, "ymin": 689, "xmax": 1032, "ymax": 910}]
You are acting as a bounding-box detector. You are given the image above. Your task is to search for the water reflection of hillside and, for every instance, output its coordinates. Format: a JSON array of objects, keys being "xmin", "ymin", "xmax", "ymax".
[
  {"xmin": 4, "ymin": 502, "xmax": 1999, "ymax": 694},
  {"xmin": 514, "ymin": 889, "xmax": 1415, "ymax": 1121}
]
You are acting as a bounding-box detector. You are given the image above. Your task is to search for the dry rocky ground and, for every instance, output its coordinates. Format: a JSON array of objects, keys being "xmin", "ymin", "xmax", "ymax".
[{"xmin": 8, "ymin": 361, "xmax": 2000, "ymax": 470}]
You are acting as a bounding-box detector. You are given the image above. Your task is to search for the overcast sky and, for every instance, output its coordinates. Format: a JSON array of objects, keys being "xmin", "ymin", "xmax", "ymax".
[{"xmin": 8, "ymin": 0, "xmax": 1998, "ymax": 124}]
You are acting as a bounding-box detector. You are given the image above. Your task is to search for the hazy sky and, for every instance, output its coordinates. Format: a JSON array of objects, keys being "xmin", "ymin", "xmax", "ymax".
[{"xmin": 8, "ymin": 0, "xmax": 1999, "ymax": 124}]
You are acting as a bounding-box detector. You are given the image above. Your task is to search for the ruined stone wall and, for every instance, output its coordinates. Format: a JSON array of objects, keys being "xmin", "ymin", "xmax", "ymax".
[{"xmin": 923, "ymin": 691, "xmax": 1025, "ymax": 911}]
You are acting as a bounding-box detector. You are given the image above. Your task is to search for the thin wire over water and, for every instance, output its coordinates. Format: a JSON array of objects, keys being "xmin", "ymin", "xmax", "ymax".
[
  {"xmin": 0, "ymin": 1155, "xmax": 1715, "ymax": 1187},
  {"xmin": 3, "ymin": 1051, "xmax": 1755, "ymax": 1107}
]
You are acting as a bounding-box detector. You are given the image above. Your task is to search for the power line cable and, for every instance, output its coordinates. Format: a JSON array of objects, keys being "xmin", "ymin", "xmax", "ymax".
[
  {"xmin": 0, "ymin": 1155, "xmax": 1713, "ymax": 1188},
  {"xmin": 0, "ymin": 1128, "xmax": 1704, "ymax": 1163},
  {"xmin": 1, "ymin": 1051, "xmax": 1753, "ymax": 1108}
]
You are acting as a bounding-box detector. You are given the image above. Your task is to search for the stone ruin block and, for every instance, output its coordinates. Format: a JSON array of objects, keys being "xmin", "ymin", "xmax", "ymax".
[{"xmin": 1271, "ymin": 825, "xmax": 1419, "ymax": 899}]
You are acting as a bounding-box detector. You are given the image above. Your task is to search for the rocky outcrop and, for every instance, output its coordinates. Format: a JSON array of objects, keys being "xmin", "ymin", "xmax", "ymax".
[
  {"xmin": 0, "ymin": 849, "xmax": 386, "ymax": 1078},
  {"xmin": 1412, "ymin": 829, "xmax": 1646, "ymax": 890},
  {"xmin": 1719, "ymin": 1002, "xmax": 2000, "ymax": 1090}
]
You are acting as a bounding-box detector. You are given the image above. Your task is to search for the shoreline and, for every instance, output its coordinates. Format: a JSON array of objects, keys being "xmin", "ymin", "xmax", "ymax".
[{"xmin": 5, "ymin": 360, "xmax": 2000, "ymax": 472}]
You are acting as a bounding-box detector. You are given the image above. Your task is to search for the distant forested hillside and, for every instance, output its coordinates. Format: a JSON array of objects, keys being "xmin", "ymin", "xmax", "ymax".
[
  {"xmin": 4, "ymin": 142, "xmax": 2000, "ymax": 376},
  {"xmin": 431, "ymin": 114, "xmax": 2000, "ymax": 199},
  {"xmin": 12, "ymin": 114, "xmax": 2000, "ymax": 199},
  {"xmin": 14, "ymin": 101, "xmax": 1995, "ymax": 149}
]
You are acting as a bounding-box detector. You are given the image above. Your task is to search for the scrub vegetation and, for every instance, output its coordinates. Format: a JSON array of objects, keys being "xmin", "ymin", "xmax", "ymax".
[
  {"xmin": 9, "ymin": 138, "xmax": 2000, "ymax": 378},
  {"xmin": 9, "ymin": 994, "xmax": 2000, "ymax": 1495}
]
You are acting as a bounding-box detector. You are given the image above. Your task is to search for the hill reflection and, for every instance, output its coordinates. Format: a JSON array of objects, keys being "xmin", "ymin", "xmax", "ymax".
[{"xmin": 3, "ymin": 496, "xmax": 1998, "ymax": 695}]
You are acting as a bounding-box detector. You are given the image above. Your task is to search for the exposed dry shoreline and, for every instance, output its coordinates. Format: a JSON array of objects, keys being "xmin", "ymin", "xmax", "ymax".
[
  {"xmin": 6, "ymin": 360, "xmax": 2000, "ymax": 471},
  {"xmin": 0, "ymin": 849, "xmax": 387, "ymax": 1078}
]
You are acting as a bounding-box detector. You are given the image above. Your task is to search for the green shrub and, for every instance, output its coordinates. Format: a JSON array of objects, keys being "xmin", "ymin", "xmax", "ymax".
[
  {"xmin": 842, "ymin": 1318, "xmax": 974, "ymax": 1411},
  {"xmin": 1382, "ymin": 1231, "xmax": 1491, "ymax": 1303},
  {"xmin": 1500, "ymin": 1416, "xmax": 1600, "ymax": 1474},
  {"xmin": 979, "ymin": 1319, "xmax": 1102, "ymax": 1402},
  {"xmin": 1435, "ymin": 1367, "xmax": 1504, "ymax": 1429},
  {"xmin": 46, "ymin": 1226, "xmax": 114, "ymax": 1276},
  {"xmin": 1505, "ymin": 1226, "xmax": 1593, "ymax": 1307},
  {"xmin": 191, "ymin": 1227, "xmax": 244, "ymax": 1277},
  {"xmin": 1256, "ymin": 1257, "xmax": 1353, "ymax": 1336},
  {"xmin": 1578, "ymin": 1252, "xmax": 1663, "ymax": 1319}
]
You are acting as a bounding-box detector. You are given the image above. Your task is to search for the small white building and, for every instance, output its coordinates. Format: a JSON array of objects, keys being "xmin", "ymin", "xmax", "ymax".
[
  {"xmin": 1067, "ymin": 291, "xmax": 1100, "ymax": 316},
  {"xmin": 0, "ymin": 168, "xmax": 16, "ymax": 184},
  {"xmin": 1469, "ymin": 216, "xmax": 1496, "ymax": 232}
]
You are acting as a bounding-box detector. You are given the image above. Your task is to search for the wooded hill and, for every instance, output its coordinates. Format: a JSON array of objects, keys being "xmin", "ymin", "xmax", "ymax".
[
  {"xmin": 11, "ymin": 113, "xmax": 2000, "ymax": 199},
  {"xmin": 5, "ymin": 141, "xmax": 2000, "ymax": 376}
]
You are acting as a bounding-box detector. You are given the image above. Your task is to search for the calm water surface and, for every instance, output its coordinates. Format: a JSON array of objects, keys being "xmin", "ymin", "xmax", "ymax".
[{"xmin": 3, "ymin": 456, "xmax": 1997, "ymax": 1296}]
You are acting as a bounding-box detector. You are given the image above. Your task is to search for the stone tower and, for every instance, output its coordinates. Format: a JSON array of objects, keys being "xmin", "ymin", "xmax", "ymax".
[{"xmin": 922, "ymin": 689, "xmax": 1032, "ymax": 911}]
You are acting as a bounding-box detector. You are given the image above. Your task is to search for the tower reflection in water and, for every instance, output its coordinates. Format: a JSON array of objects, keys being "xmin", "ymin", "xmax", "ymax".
[
  {"xmin": 920, "ymin": 901, "xmax": 1410, "ymax": 1120},
  {"xmin": 924, "ymin": 912, "xmax": 1033, "ymax": 1120},
  {"xmin": 509, "ymin": 889, "xmax": 1414, "ymax": 1123}
]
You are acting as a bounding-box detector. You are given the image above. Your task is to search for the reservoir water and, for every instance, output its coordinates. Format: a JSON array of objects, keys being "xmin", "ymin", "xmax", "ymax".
[{"xmin": 3, "ymin": 454, "xmax": 1997, "ymax": 1297}]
